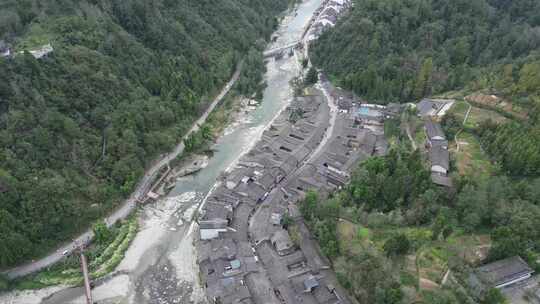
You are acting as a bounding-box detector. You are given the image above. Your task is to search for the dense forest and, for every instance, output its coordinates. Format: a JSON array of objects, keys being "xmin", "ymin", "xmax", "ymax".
[
  {"xmin": 0, "ymin": 0, "xmax": 292, "ymax": 268},
  {"xmin": 311, "ymin": 0, "xmax": 540, "ymax": 103}
]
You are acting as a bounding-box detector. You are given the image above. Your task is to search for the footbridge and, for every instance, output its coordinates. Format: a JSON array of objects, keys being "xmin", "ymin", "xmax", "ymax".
[{"xmin": 263, "ymin": 41, "xmax": 302, "ymax": 58}]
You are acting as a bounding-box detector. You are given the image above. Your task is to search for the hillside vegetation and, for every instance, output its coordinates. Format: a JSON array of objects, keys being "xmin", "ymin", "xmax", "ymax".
[
  {"xmin": 0, "ymin": 0, "xmax": 291, "ymax": 268},
  {"xmin": 307, "ymin": 0, "xmax": 540, "ymax": 303},
  {"xmin": 311, "ymin": 0, "xmax": 540, "ymax": 103}
]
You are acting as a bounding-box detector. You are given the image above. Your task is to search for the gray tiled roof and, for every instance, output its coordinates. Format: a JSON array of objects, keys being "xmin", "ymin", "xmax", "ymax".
[
  {"xmin": 431, "ymin": 173, "xmax": 453, "ymax": 187},
  {"xmin": 475, "ymin": 256, "xmax": 533, "ymax": 287},
  {"xmin": 425, "ymin": 119, "xmax": 446, "ymax": 140},
  {"xmin": 417, "ymin": 99, "xmax": 439, "ymax": 116},
  {"xmin": 429, "ymin": 146, "xmax": 449, "ymax": 170},
  {"xmin": 271, "ymin": 229, "xmax": 294, "ymax": 254}
]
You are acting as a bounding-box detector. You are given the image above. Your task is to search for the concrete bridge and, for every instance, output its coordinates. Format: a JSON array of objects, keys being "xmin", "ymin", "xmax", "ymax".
[{"xmin": 263, "ymin": 41, "xmax": 301, "ymax": 58}]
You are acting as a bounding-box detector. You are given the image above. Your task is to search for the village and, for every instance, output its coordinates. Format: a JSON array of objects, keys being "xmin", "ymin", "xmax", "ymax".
[
  {"xmin": 195, "ymin": 72, "xmax": 391, "ymax": 304},
  {"xmin": 194, "ymin": 0, "xmax": 540, "ymax": 302},
  {"xmin": 193, "ymin": 73, "xmax": 540, "ymax": 304},
  {"xmin": 1, "ymin": 0, "xmax": 539, "ymax": 303}
]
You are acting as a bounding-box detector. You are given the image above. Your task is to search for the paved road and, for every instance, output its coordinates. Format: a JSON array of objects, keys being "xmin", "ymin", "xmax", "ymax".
[
  {"xmin": 245, "ymin": 82, "xmax": 353, "ymax": 304},
  {"xmin": 313, "ymin": 79, "xmax": 338, "ymax": 161},
  {"xmin": 3, "ymin": 64, "xmax": 243, "ymax": 280}
]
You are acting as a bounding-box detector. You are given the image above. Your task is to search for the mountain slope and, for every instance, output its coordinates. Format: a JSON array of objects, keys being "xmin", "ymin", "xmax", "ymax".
[
  {"xmin": 0, "ymin": 0, "xmax": 290, "ymax": 268},
  {"xmin": 310, "ymin": 0, "xmax": 540, "ymax": 103}
]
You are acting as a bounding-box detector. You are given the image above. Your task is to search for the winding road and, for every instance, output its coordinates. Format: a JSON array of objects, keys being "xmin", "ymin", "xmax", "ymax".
[{"xmin": 3, "ymin": 63, "xmax": 243, "ymax": 280}]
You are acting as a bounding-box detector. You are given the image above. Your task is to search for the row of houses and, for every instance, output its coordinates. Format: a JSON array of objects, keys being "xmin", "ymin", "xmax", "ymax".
[
  {"xmin": 417, "ymin": 98, "xmax": 540, "ymax": 300},
  {"xmin": 305, "ymin": 0, "xmax": 353, "ymax": 42},
  {"xmin": 196, "ymin": 79, "xmax": 390, "ymax": 304},
  {"xmin": 416, "ymin": 98, "xmax": 454, "ymax": 187},
  {"xmin": 244, "ymin": 79, "xmax": 388, "ymax": 304},
  {"xmin": 424, "ymin": 119, "xmax": 452, "ymax": 187},
  {"xmin": 196, "ymin": 91, "xmax": 342, "ymax": 304},
  {"xmin": 417, "ymin": 101, "xmax": 540, "ymax": 300}
]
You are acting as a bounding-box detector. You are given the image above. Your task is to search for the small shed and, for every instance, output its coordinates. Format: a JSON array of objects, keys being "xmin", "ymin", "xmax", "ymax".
[
  {"xmin": 303, "ymin": 276, "xmax": 319, "ymax": 292},
  {"xmin": 271, "ymin": 213, "xmax": 283, "ymax": 226}
]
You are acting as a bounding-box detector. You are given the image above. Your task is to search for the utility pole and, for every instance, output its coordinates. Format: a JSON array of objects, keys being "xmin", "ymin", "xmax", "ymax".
[{"xmin": 78, "ymin": 245, "xmax": 93, "ymax": 304}]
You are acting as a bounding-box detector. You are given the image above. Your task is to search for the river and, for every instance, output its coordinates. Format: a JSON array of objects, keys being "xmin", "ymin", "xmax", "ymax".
[{"xmin": 33, "ymin": 1, "xmax": 324, "ymax": 303}]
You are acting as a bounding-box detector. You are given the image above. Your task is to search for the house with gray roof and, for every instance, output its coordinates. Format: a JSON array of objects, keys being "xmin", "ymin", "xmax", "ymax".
[
  {"xmin": 477, "ymin": 256, "xmax": 533, "ymax": 288},
  {"xmin": 304, "ymin": 275, "xmax": 320, "ymax": 292},
  {"xmin": 424, "ymin": 119, "xmax": 446, "ymax": 142},
  {"xmin": 271, "ymin": 212, "xmax": 283, "ymax": 226},
  {"xmin": 429, "ymin": 146, "xmax": 449, "ymax": 175},
  {"xmin": 431, "ymin": 173, "xmax": 453, "ymax": 188},
  {"xmin": 271, "ymin": 229, "xmax": 296, "ymax": 256},
  {"xmin": 202, "ymin": 202, "xmax": 233, "ymax": 223},
  {"xmin": 469, "ymin": 256, "xmax": 534, "ymax": 296},
  {"xmin": 206, "ymin": 276, "xmax": 253, "ymax": 304},
  {"xmin": 417, "ymin": 99, "xmax": 440, "ymax": 117},
  {"xmin": 417, "ymin": 98, "xmax": 455, "ymax": 117},
  {"xmin": 424, "ymin": 118, "xmax": 452, "ymax": 187}
]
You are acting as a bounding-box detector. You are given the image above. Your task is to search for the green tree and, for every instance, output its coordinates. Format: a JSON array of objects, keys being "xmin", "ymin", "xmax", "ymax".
[
  {"xmin": 300, "ymin": 190, "xmax": 318, "ymax": 222},
  {"xmin": 305, "ymin": 67, "xmax": 318, "ymax": 85},
  {"xmin": 0, "ymin": 274, "xmax": 8, "ymax": 291},
  {"xmin": 482, "ymin": 288, "xmax": 507, "ymax": 304},
  {"xmin": 282, "ymin": 214, "xmax": 293, "ymax": 229},
  {"xmin": 517, "ymin": 61, "xmax": 540, "ymax": 95},
  {"xmin": 374, "ymin": 284, "xmax": 403, "ymax": 304},
  {"xmin": 315, "ymin": 219, "xmax": 339, "ymax": 258},
  {"xmin": 383, "ymin": 234, "xmax": 411, "ymax": 257},
  {"xmin": 414, "ymin": 57, "xmax": 433, "ymax": 100},
  {"xmin": 301, "ymin": 58, "xmax": 308, "ymax": 69},
  {"xmin": 310, "ymin": 0, "xmax": 540, "ymax": 102},
  {"xmin": 93, "ymin": 221, "xmax": 111, "ymax": 245}
]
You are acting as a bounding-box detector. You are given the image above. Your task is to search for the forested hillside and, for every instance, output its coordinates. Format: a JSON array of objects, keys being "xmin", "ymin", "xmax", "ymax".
[
  {"xmin": 311, "ymin": 0, "xmax": 540, "ymax": 103},
  {"xmin": 0, "ymin": 0, "xmax": 291, "ymax": 268}
]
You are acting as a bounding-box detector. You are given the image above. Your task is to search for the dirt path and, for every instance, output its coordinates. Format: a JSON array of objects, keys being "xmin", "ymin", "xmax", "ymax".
[
  {"xmin": 455, "ymin": 101, "xmax": 472, "ymax": 152},
  {"xmin": 420, "ymin": 278, "xmax": 440, "ymax": 290},
  {"xmin": 3, "ymin": 63, "xmax": 243, "ymax": 280},
  {"xmin": 405, "ymin": 122, "xmax": 417, "ymax": 150}
]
